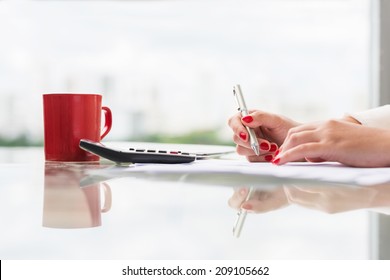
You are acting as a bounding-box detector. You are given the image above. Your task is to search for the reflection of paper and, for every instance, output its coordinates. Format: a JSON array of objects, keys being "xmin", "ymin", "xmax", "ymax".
[{"xmin": 120, "ymin": 159, "xmax": 390, "ymax": 186}]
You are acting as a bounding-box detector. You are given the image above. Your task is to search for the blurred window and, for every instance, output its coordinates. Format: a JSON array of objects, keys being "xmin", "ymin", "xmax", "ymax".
[{"xmin": 0, "ymin": 0, "xmax": 371, "ymax": 145}]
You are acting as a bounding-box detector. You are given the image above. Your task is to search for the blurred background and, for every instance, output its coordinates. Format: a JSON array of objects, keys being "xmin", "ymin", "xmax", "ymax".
[{"xmin": 0, "ymin": 0, "xmax": 371, "ymax": 146}]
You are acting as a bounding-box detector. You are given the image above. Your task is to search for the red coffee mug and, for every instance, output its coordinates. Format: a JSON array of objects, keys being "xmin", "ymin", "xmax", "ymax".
[{"xmin": 43, "ymin": 93, "xmax": 112, "ymax": 161}]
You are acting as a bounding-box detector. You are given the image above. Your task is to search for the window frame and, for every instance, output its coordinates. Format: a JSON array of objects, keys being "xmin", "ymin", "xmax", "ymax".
[{"xmin": 370, "ymin": 0, "xmax": 390, "ymax": 260}]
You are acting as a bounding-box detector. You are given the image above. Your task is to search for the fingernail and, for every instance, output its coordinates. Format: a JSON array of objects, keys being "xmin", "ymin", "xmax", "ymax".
[
  {"xmin": 265, "ymin": 155, "xmax": 273, "ymax": 162},
  {"xmin": 239, "ymin": 188, "xmax": 247, "ymax": 196},
  {"xmin": 270, "ymin": 143, "xmax": 278, "ymax": 152},
  {"xmin": 239, "ymin": 132, "xmax": 247, "ymax": 141},
  {"xmin": 274, "ymin": 149, "xmax": 280, "ymax": 157},
  {"xmin": 272, "ymin": 157, "xmax": 281, "ymax": 165},
  {"xmin": 242, "ymin": 115, "xmax": 253, "ymax": 123},
  {"xmin": 260, "ymin": 142, "xmax": 270, "ymax": 150},
  {"xmin": 242, "ymin": 204, "xmax": 253, "ymax": 211}
]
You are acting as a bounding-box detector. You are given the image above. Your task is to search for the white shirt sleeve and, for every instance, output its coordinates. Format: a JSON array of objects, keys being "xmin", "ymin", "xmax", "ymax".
[{"xmin": 348, "ymin": 105, "xmax": 390, "ymax": 129}]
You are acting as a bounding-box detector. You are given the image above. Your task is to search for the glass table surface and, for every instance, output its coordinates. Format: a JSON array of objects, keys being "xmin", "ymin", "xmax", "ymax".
[{"xmin": 1, "ymin": 147, "xmax": 390, "ymax": 260}]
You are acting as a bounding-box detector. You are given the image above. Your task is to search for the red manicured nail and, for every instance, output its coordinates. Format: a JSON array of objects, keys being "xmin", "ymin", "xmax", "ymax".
[
  {"xmin": 272, "ymin": 157, "xmax": 281, "ymax": 165},
  {"xmin": 242, "ymin": 115, "xmax": 253, "ymax": 123},
  {"xmin": 239, "ymin": 132, "xmax": 247, "ymax": 141},
  {"xmin": 265, "ymin": 155, "xmax": 273, "ymax": 162},
  {"xmin": 274, "ymin": 149, "xmax": 280, "ymax": 157},
  {"xmin": 270, "ymin": 143, "xmax": 278, "ymax": 152},
  {"xmin": 260, "ymin": 142, "xmax": 270, "ymax": 150},
  {"xmin": 242, "ymin": 204, "xmax": 253, "ymax": 210}
]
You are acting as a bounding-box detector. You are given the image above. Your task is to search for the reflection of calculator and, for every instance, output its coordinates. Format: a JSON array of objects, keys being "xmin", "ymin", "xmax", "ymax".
[{"xmin": 80, "ymin": 139, "xmax": 197, "ymax": 164}]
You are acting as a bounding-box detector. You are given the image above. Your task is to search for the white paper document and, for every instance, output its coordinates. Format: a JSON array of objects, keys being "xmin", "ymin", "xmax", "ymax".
[{"xmin": 121, "ymin": 159, "xmax": 390, "ymax": 186}]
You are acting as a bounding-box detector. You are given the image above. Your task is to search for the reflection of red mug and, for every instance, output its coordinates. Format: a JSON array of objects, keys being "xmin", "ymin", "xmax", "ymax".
[
  {"xmin": 43, "ymin": 93, "xmax": 112, "ymax": 161},
  {"xmin": 42, "ymin": 183, "xmax": 112, "ymax": 229},
  {"xmin": 42, "ymin": 164, "xmax": 112, "ymax": 229},
  {"xmin": 42, "ymin": 162, "xmax": 112, "ymax": 229}
]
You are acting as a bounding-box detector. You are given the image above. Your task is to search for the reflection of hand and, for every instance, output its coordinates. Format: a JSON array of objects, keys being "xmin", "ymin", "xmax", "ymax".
[
  {"xmin": 227, "ymin": 110, "xmax": 299, "ymax": 162},
  {"xmin": 228, "ymin": 184, "xmax": 390, "ymax": 215},
  {"xmin": 273, "ymin": 120, "xmax": 390, "ymax": 167},
  {"xmin": 284, "ymin": 184, "xmax": 388, "ymax": 214},
  {"xmin": 228, "ymin": 187, "xmax": 289, "ymax": 213}
]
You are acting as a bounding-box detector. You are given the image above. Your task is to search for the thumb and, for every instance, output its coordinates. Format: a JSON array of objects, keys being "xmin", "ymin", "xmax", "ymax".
[{"xmin": 242, "ymin": 111, "xmax": 282, "ymax": 129}]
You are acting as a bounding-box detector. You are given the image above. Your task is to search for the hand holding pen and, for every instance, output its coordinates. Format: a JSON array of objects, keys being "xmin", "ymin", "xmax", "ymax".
[
  {"xmin": 229, "ymin": 84, "xmax": 298, "ymax": 162},
  {"xmin": 231, "ymin": 186, "xmax": 289, "ymax": 238}
]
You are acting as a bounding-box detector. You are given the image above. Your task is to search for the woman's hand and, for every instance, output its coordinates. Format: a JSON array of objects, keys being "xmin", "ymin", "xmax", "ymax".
[
  {"xmin": 227, "ymin": 110, "xmax": 300, "ymax": 162},
  {"xmin": 273, "ymin": 119, "xmax": 390, "ymax": 167}
]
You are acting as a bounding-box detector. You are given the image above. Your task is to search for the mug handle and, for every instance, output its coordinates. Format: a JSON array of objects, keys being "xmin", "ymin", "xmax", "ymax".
[
  {"xmin": 101, "ymin": 106, "xmax": 112, "ymax": 140},
  {"xmin": 101, "ymin": 182, "xmax": 112, "ymax": 213}
]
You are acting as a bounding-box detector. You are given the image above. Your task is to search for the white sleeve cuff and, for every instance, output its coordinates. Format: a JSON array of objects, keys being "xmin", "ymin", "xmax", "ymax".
[{"xmin": 348, "ymin": 105, "xmax": 390, "ymax": 129}]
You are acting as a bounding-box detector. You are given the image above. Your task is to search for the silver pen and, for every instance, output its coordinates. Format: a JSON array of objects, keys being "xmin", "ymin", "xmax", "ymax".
[
  {"xmin": 233, "ymin": 84, "xmax": 260, "ymax": 156},
  {"xmin": 233, "ymin": 187, "xmax": 254, "ymax": 238}
]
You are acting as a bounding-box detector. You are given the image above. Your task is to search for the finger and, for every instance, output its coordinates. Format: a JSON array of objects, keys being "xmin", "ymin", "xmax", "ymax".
[
  {"xmin": 228, "ymin": 113, "xmax": 249, "ymax": 143},
  {"xmin": 285, "ymin": 122, "xmax": 318, "ymax": 136},
  {"xmin": 240, "ymin": 149, "xmax": 275, "ymax": 162},
  {"xmin": 239, "ymin": 142, "xmax": 278, "ymax": 162},
  {"xmin": 228, "ymin": 187, "xmax": 249, "ymax": 209},
  {"xmin": 233, "ymin": 134, "xmax": 248, "ymax": 147},
  {"xmin": 241, "ymin": 111, "xmax": 283, "ymax": 129},
  {"xmin": 236, "ymin": 144, "xmax": 256, "ymax": 156},
  {"xmin": 281, "ymin": 130, "xmax": 320, "ymax": 152},
  {"xmin": 241, "ymin": 189, "xmax": 288, "ymax": 213},
  {"xmin": 274, "ymin": 143, "xmax": 324, "ymax": 165},
  {"xmin": 234, "ymin": 136, "xmax": 273, "ymax": 155},
  {"xmin": 282, "ymin": 124, "xmax": 318, "ymax": 149},
  {"xmin": 241, "ymin": 199, "xmax": 283, "ymax": 213},
  {"xmin": 269, "ymin": 142, "xmax": 278, "ymax": 153},
  {"xmin": 233, "ymin": 138, "xmax": 254, "ymax": 155},
  {"xmin": 246, "ymin": 153, "xmax": 275, "ymax": 162},
  {"xmin": 305, "ymin": 157, "xmax": 326, "ymax": 163}
]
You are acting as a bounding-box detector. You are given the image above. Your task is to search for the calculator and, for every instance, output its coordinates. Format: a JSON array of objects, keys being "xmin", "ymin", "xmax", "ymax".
[{"xmin": 79, "ymin": 139, "xmax": 196, "ymax": 164}]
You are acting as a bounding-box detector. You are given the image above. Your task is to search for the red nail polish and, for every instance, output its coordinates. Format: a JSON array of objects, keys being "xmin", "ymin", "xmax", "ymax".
[
  {"xmin": 239, "ymin": 132, "xmax": 247, "ymax": 141},
  {"xmin": 272, "ymin": 158, "xmax": 281, "ymax": 165},
  {"xmin": 260, "ymin": 142, "xmax": 270, "ymax": 150},
  {"xmin": 265, "ymin": 155, "xmax": 273, "ymax": 162},
  {"xmin": 270, "ymin": 143, "xmax": 278, "ymax": 152},
  {"xmin": 242, "ymin": 204, "xmax": 253, "ymax": 210},
  {"xmin": 242, "ymin": 115, "xmax": 253, "ymax": 123},
  {"xmin": 274, "ymin": 149, "xmax": 280, "ymax": 157}
]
